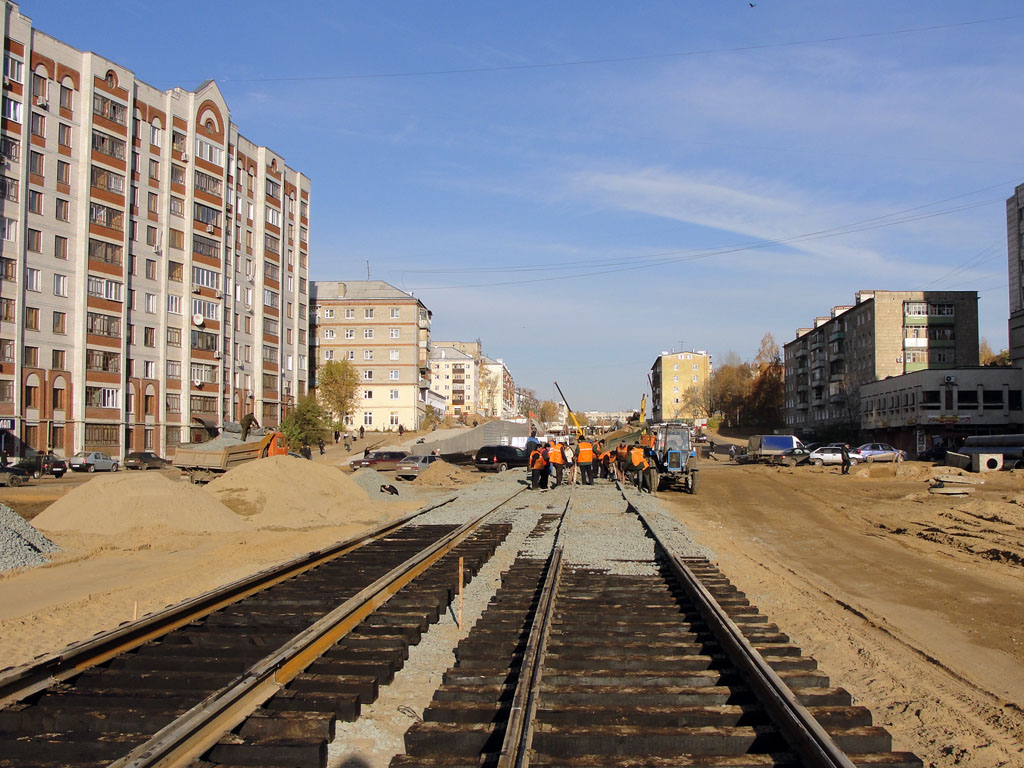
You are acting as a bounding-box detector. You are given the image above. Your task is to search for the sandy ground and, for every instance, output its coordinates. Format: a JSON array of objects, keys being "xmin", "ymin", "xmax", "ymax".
[{"xmin": 662, "ymin": 460, "xmax": 1024, "ymax": 768}]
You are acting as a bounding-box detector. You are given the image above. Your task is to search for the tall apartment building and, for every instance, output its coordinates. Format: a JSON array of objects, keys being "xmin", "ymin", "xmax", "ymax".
[
  {"xmin": 650, "ymin": 349, "xmax": 712, "ymax": 422},
  {"xmin": 784, "ymin": 290, "xmax": 979, "ymax": 437},
  {"xmin": 0, "ymin": 3, "xmax": 310, "ymax": 458},
  {"xmin": 480, "ymin": 355, "xmax": 515, "ymax": 418},
  {"xmin": 1006, "ymin": 183, "xmax": 1024, "ymax": 366},
  {"xmin": 310, "ymin": 281, "xmax": 431, "ymax": 431},
  {"xmin": 428, "ymin": 346, "xmax": 476, "ymax": 417}
]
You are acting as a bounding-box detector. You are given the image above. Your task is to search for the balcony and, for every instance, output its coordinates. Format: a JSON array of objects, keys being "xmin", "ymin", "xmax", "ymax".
[
  {"xmin": 794, "ymin": 346, "xmax": 809, "ymax": 359},
  {"xmin": 828, "ymin": 330, "xmax": 845, "ymax": 343}
]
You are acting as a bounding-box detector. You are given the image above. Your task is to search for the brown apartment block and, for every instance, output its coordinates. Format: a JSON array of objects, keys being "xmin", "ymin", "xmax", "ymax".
[
  {"xmin": 784, "ymin": 290, "xmax": 979, "ymax": 437},
  {"xmin": 0, "ymin": 3, "xmax": 310, "ymax": 458}
]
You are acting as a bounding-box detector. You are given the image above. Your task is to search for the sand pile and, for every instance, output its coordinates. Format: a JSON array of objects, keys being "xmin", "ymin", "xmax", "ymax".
[
  {"xmin": 414, "ymin": 460, "xmax": 478, "ymax": 488},
  {"xmin": 34, "ymin": 473, "xmax": 247, "ymax": 534},
  {"xmin": 207, "ymin": 455, "xmax": 371, "ymax": 529},
  {"xmin": 0, "ymin": 503, "xmax": 58, "ymax": 571}
]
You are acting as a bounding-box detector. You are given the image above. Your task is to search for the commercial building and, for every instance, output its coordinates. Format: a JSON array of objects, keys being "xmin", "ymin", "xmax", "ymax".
[
  {"xmin": 0, "ymin": 3, "xmax": 310, "ymax": 458},
  {"xmin": 784, "ymin": 290, "xmax": 979, "ymax": 437},
  {"xmin": 650, "ymin": 349, "xmax": 712, "ymax": 422},
  {"xmin": 860, "ymin": 367, "xmax": 1023, "ymax": 454},
  {"xmin": 310, "ymin": 281, "xmax": 431, "ymax": 431}
]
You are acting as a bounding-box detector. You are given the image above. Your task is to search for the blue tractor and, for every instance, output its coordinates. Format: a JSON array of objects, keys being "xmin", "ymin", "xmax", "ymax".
[{"xmin": 650, "ymin": 422, "xmax": 699, "ymax": 493}]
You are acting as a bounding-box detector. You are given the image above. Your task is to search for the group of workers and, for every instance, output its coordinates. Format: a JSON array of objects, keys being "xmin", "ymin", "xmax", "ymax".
[{"xmin": 527, "ymin": 435, "xmax": 658, "ymax": 493}]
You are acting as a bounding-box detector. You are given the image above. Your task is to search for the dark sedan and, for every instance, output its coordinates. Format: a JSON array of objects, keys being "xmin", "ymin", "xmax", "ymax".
[
  {"xmin": 124, "ymin": 451, "xmax": 170, "ymax": 470},
  {"xmin": 350, "ymin": 451, "xmax": 410, "ymax": 471},
  {"xmin": 0, "ymin": 466, "xmax": 29, "ymax": 487}
]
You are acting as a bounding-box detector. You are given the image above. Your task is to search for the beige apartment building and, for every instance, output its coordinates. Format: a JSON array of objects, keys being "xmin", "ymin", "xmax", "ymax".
[
  {"xmin": 784, "ymin": 290, "xmax": 979, "ymax": 437},
  {"xmin": 0, "ymin": 3, "xmax": 310, "ymax": 458},
  {"xmin": 650, "ymin": 349, "xmax": 712, "ymax": 422},
  {"xmin": 310, "ymin": 281, "xmax": 431, "ymax": 431},
  {"xmin": 480, "ymin": 355, "xmax": 515, "ymax": 418},
  {"xmin": 428, "ymin": 346, "xmax": 476, "ymax": 417}
]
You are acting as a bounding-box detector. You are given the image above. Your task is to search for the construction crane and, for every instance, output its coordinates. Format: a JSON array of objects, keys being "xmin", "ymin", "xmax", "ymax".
[{"xmin": 553, "ymin": 381, "xmax": 585, "ymax": 438}]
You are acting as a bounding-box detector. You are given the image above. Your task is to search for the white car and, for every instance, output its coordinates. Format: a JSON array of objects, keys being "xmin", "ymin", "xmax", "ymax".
[
  {"xmin": 68, "ymin": 451, "xmax": 119, "ymax": 473},
  {"xmin": 808, "ymin": 444, "xmax": 864, "ymax": 466}
]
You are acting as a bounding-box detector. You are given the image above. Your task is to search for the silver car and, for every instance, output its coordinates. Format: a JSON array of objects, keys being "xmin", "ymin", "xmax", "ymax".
[
  {"xmin": 68, "ymin": 451, "xmax": 119, "ymax": 473},
  {"xmin": 395, "ymin": 454, "xmax": 441, "ymax": 480},
  {"xmin": 808, "ymin": 444, "xmax": 864, "ymax": 466}
]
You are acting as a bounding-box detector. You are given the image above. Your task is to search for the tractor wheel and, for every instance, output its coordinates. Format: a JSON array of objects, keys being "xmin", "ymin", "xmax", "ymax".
[{"xmin": 687, "ymin": 472, "xmax": 698, "ymax": 494}]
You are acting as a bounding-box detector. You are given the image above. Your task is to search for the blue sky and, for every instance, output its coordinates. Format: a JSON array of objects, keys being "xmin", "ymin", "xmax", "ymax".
[{"xmin": 27, "ymin": 1, "xmax": 1024, "ymax": 409}]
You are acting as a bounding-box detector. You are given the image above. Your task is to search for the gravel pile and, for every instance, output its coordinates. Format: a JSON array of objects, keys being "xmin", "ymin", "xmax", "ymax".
[{"xmin": 0, "ymin": 503, "xmax": 59, "ymax": 572}]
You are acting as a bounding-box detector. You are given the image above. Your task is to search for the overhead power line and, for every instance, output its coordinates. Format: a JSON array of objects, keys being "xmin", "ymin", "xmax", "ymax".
[{"xmin": 215, "ymin": 15, "xmax": 1024, "ymax": 84}]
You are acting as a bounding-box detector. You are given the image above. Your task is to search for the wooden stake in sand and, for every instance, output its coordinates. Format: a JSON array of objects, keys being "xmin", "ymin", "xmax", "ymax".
[
  {"xmin": 458, "ymin": 556, "xmax": 464, "ymax": 632},
  {"xmin": 132, "ymin": 601, "xmax": 138, "ymax": 621}
]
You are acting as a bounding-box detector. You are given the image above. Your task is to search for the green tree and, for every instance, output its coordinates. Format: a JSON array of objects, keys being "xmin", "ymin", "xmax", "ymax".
[
  {"xmin": 280, "ymin": 395, "xmax": 332, "ymax": 449},
  {"xmin": 316, "ymin": 359, "xmax": 360, "ymax": 425}
]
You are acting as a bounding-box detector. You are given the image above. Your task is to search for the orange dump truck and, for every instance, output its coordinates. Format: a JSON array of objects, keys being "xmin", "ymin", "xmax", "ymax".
[{"xmin": 172, "ymin": 430, "xmax": 288, "ymax": 483}]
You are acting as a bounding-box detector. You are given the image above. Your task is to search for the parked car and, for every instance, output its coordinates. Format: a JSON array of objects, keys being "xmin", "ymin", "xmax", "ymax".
[
  {"xmin": 15, "ymin": 453, "xmax": 67, "ymax": 479},
  {"xmin": 771, "ymin": 447, "xmax": 812, "ymax": 467},
  {"xmin": 350, "ymin": 451, "xmax": 409, "ymax": 471},
  {"xmin": 475, "ymin": 445, "xmax": 529, "ymax": 472},
  {"xmin": 124, "ymin": 451, "xmax": 169, "ymax": 470},
  {"xmin": 68, "ymin": 451, "xmax": 119, "ymax": 473},
  {"xmin": 808, "ymin": 444, "xmax": 864, "ymax": 466},
  {"xmin": 0, "ymin": 466, "xmax": 29, "ymax": 487},
  {"xmin": 856, "ymin": 443, "xmax": 906, "ymax": 462},
  {"xmin": 395, "ymin": 454, "xmax": 441, "ymax": 480}
]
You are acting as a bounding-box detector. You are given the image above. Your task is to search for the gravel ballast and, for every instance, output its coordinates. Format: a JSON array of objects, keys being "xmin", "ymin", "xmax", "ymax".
[{"xmin": 0, "ymin": 503, "xmax": 59, "ymax": 572}]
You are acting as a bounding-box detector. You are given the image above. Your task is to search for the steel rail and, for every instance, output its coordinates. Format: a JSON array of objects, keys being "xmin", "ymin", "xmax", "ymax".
[
  {"xmin": 112, "ymin": 487, "xmax": 526, "ymax": 768},
  {"xmin": 496, "ymin": 494, "xmax": 570, "ymax": 768},
  {"xmin": 0, "ymin": 494, "xmax": 458, "ymax": 710},
  {"xmin": 629, "ymin": 497, "xmax": 858, "ymax": 768}
]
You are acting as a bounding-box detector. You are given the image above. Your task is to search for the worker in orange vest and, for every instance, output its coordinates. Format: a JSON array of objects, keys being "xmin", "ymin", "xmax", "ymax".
[
  {"xmin": 577, "ymin": 438, "xmax": 595, "ymax": 485},
  {"xmin": 615, "ymin": 443, "xmax": 628, "ymax": 483},
  {"xmin": 548, "ymin": 440, "xmax": 565, "ymax": 488},
  {"xmin": 598, "ymin": 446, "xmax": 614, "ymax": 480},
  {"xmin": 629, "ymin": 443, "xmax": 651, "ymax": 492},
  {"xmin": 529, "ymin": 443, "xmax": 549, "ymax": 490}
]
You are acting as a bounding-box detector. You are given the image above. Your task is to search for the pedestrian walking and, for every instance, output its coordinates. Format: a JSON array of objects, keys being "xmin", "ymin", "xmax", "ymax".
[
  {"xmin": 729, "ymin": 444, "xmax": 736, "ymax": 461},
  {"xmin": 841, "ymin": 443, "xmax": 851, "ymax": 475},
  {"xmin": 359, "ymin": 425, "xmax": 365, "ymax": 440},
  {"xmin": 301, "ymin": 443, "xmax": 312, "ymax": 460},
  {"xmin": 317, "ymin": 437, "xmax": 325, "ymax": 455},
  {"xmin": 398, "ymin": 424, "xmax": 405, "ymax": 437},
  {"xmin": 334, "ymin": 430, "xmax": 340, "ymax": 444}
]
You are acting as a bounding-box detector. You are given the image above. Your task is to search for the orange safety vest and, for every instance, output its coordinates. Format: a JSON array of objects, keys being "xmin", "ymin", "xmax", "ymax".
[
  {"xmin": 629, "ymin": 447, "xmax": 649, "ymax": 470},
  {"xmin": 616, "ymin": 444, "xmax": 628, "ymax": 459},
  {"xmin": 598, "ymin": 450, "xmax": 613, "ymax": 462},
  {"xmin": 577, "ymin": 441, "xmax": 594, "ymax": 463},
  {"xmin": 548, "ymin": 444, "xmax": 564, "ymax": 464},
  {"xmin": 529, "ymin": 449, "xmax": 548, "ymax": 470}
]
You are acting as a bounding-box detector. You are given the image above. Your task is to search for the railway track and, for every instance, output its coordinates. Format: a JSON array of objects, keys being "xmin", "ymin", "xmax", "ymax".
[
  {"xmin": 0, "ymin": 487, "xmax": 526, "ymax": 767},
  {"xmin": 398, "ymin": 484, "xmax": 923, "ymax": 768}
]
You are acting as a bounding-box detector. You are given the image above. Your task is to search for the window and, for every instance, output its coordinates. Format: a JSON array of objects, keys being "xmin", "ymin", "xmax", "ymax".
[
  {"xmin": 3, "ymin": 55, "xmax": 23, "ymax": 84},
  {"xmin": 363, "ymin": 412, "xmax": 373, "ymax": 426},
  {"xmin": 167, "ymin": 327, "xmax": 181, "ymax": 346},
  {"xmin": 89, "ymin": 238, "xmax": 122, "ymax": 265},
  {"xmin": 0, "ymin": 257, "xmax": 13, "ymax": 281},
  {"xmin": 345, "ymin": 308, "xmax": 355, "ymax": 319},
  {"xmin": 363, "ymin": 389, "xmax": 373, "ymax": 399},
  {"xmin": 89, "ymin": 202, "xmax": 123, "ymax": 231},
  {"xmin": 52, "ymin": 349, "xmax": 66, "ymax": 370},
  {"xmin": 192, "ymin": 234, "xmax": 220, "ymax": 259},
  {"xmin": 389, "ymin": 328, "xmax": 400, "ymax": 339},
  {"xmin": 364, "ymin": 328, "xmax": 374, "ymax": 339},
  {"xmin": 85, "ymin": 387, "xmax": 120, "ymax": 409},
  {"xmin": 27, "ymin": 229, "xmax": 41, "ymax": 252},
  {"xmin": 364, "ymin": 308, "xmax": 374, "ymax": 319},
  {"xmin": 390, "ymin": 350, "xmax": 399, "ymax": 360},
  {"xmin": 191, "ymin": 297, "xmax": 219, "ymax": 321},
  {"xmin": 60, "ymin": 84, "xmax": 72, "ymax": 110},
  {"xmin": 147, "ymin": 192, "xmax": 158, "ymax": 214},
  {"xmin": 192, "ymin": 265, "xmax": 220, "ymax": 290},
  {"xmin": 323, "ymin": 328, "xmax": 335, "ymax": 340},
  {"xmin": 0, "ymin": 217, "xmax": 15, "ymax": 242},
  {"xmin": 166, "ymin": 360, "xmax": 181, "ymax": 379},
  {"xmin": 148, "ymin": 158, "xmax": 160, "ymax": 180},
  {"xmin": 390, "ymin": 412, "xmax": 400, "ymax": 427},
  {"xmin": 171, "ymin": 164, "xmax": 185, "ymax": 185},
  {"xmin": 145, "ymin": 293, "xmax": 156, "ymax": 313},
  {"xmin": 389, "ymin": 370, "xmax": 399, "ymax": 380},
  {"xmin": 55, "ymin": 198, "xmax": 69, "ymax": 222},
  {"xmin": 194, "ymin": 170, "xmax": 221, "ymax": 196},
  {"xmin": 194, "ymin": 137, "xmax": 222, "ymax": 165},
  {"xmin": 390, "ymin": 389, "xmax": 400, "ymax": 400},
  {"xmin": 90, "ymin": 166, "xmax": 125, "ymax": 194},
  {"xmin": 25, "ymin": 268, "xmax": 40, "ymax": 292},
  {"xmin": 363, "ymin": 370, "xmax": 373, "ymax": 381},
  {"xmin": 87, "ymin": 312, "xmax": 121, "ymax": 337},
  {"xmin": 149, "ymin": 123, "xmax": 162, "ymax": 147},
  {"xmin": 24, "ymin": 384, "xmax": 38, "ymax": 408},
  {"xmin": 345, "ymin": 329, "xmax": 355, "ymax": 339},
  {"xmin": 92, "ymin": 93, "xmax": 127, "ymax": 125},
  {"xmin": 56, "ymin": 161, "xmax": 69, "ymax": 185},
  {"xmin": 169, "ymin": 196, "xmax": 184, "ymax": 218},
  {"xmin": 364, "ymin": 350, "xmax": 374, "ymax": 360},
  {"xmin": 25, "ymin": 307, "xmax": 39, "ymax": 330},
  {"xmin": 265, "ymin": 206, "xmax": 281, "ymax": 227},
  {"xmin": 263, "ymin": 260, "xmax": 280, "ymax": 282},
  {"xmin": 322, "ymin": 308, "xmax": 335, "ymax": 319},
  {"xmin": 191, "ymin": 329, "xmax": 218, "ymax": 351},
  {"xmin": 266, "ymin": 177, "xmax": 280, "ymax": 198},
  {"xmin": 30, "ymin": 111, "xmax": 44, "ymax": 137},
  {"xmin": 28, "ymin": 189, "xmax": 42, "ymax": 213},
  {"xmin": 53, "ymin": 274, "xmax": 68, "ymax": 297},
  {"xmin": 87, "ymin": 276, "xmax": 122, "ymax": 301},
  {"xmin": 0, "ymin": 299, "xmax": 13, "ymax": 322},
  {"xmin": 0, "ymin": 175, "xmax": 18, "ymax": 201},
  {"xmin": 92, "ymin": 130, "xmax": 126, "ymax": 160},
  {"xmin": 1, "ymin": 97, "xmax": 21, "ymax": 124},
  {"xmin": 263, "ymin": 289, "xmax": 279, "ymax": 308},
  {"xmin": 28, "ymin": 150, "xmax": 42, "ymax": 175},
  {"xmin": 390, "ymin": 307, "xmax": 400, "ymax": 319},
  {"xmin": 24, "ymin": 346, "xmax": 39, "ymax": 366},
  {"xmin": 58, "ymin": 123, "xmax": 71, "ymax": 148}
]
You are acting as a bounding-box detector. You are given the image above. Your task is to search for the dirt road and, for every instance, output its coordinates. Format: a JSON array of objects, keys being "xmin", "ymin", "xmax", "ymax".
[{"xmin": 661, "ymin": 460, "xmax": 1024, "ymax": 768}]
